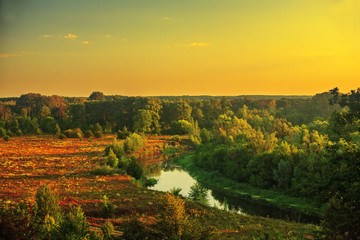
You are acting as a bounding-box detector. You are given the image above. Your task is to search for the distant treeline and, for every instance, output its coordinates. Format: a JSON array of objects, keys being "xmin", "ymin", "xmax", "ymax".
[{"xmin": 0, "ymin": 91, "xmax": 338, "ymax": 138}]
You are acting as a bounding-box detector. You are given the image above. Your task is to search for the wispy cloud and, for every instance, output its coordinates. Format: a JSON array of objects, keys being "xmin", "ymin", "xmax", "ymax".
[
  {"xmin": 0, "ymin": 51, "xmax": 34, "ymax": 58},
  {"xmin": 187, "ymin": 42, "xmax": 210, "ymax": 47},
  {"xmin": 64, "ymin": 33, "xmax": 77, "ymax": 39},
  {"xmin": 104, "ymin": 34, "xmax": 112, "ymax": 38},
  {"xmin": 40, "ymin": 34, "xmax": 52, "ymax": 38},
  {"xmin": 81, "ymin": 41, "xmax": 89, "ymax": 44},
  {"xmin": 162, "ymin": 17, "xmax": 170, "ymax": 20},
  {"xmin": 121, "ymin": 38, "xmax": 128, "ymax": 41}
]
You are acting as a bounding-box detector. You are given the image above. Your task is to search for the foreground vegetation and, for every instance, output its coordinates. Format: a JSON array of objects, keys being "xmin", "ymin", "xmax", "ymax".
[{"xmin": 0, "ymin": 135, "xmax": 320, "ymax": 239}]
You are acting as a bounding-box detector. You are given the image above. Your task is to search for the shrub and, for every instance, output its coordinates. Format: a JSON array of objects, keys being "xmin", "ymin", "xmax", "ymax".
[
  {"xmin": 123, "ymin": 133, "xmax": 143, "ymax": 153},
  {"xmin": 94, "ymin": 130, "xmax": 103, "ymax": 138},
  {"xmin": 107, "ymin": 149, "xmax": 118, "ymax": 168},
  {"xmin": 0, "ymin": 203, "xmax": 36, "ymax": 240},
  {"xmin": 0, "ymin": 127, "xmax": 6, "ymax": 137},
  {"xmin": 170, "ymin": 187, "xmax": 182, "ymax": 196},
  {"xmin": 3, "ymin": 135, "xmax": 10, "ymax": 141},
  {"xmin": 64, "ymin": 128, "xmax": 83, "ymax": 138},
  {"xmin": 126, "ymin": 159, "xmax": 143, "ymax": 180},
  {"xmin": 58, "ymin": 133, "xmax": 66, "ymax": 139},
  {"xmin": 155, "ymin": 192, "xmax": 189, "ymax": 239},
  {"xmin": 170, "ymin": 120, "xmax": 194, "ymax": 135},
  {"xmin": 84, "ymin": 129, "xmax": 94, "ymax": 138},
  {"xmin": 188, "ymin": 183, "xmax": 209, "ymax": 205},
  {"xmin": 122, "ymin": 218, "xmax": 149, "ymax": 240},
  {"xmin": 91, "ymin": 165, "xmax": 114, "ymax": 176},
  {"xmin": 102, "ymin": 195, "xmax": 116, "ymax": 218},
  {"xmin": 117, "ymin": 126, "xmax": 130, "ymax": 139},
  {"xmin": 34, "ymin": 185, "xmax": 61, "ymax": 224},
  {"xmin": 45, "ymin": 205, "xmax": 91, "ymax": 240},
  {"xmin": 200, "ymin": 128, "xmax": 213, "ymax": 143},
  {"xmin": 105, "ymin": 140, "xmax": 125, "ymax": 158},
  {"xmin": 101, "ymin": 221, "xmax": 115, "ymax": 240}
]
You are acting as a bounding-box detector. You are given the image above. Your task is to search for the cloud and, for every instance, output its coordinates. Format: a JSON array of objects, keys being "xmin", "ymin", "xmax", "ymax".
[
  {"xmin": 162, "ymin": 17, "xmax": 170, "ymax": 20},
  {"xmin": 64, "ymin": 33, "xmax": 77, "ymax": 39},
  {"xmin": 104, "ymin": 34, "xmax": 111, "ymax": 38},
  {"xmin": 0, "ymin": 53, "xmax": 20, "ymax": 58},
  {"xmin": 121, "ymin": 38, "xmax": 128, "ymax": 41},
  {"xmin": 0, "ymin": 51, "xmax": 34, "ymax": 58},
  {"xmin": 40, "ymin": 34, "xmax": 52, "ymax": 38},
  {"xmin": 81, "ymin": 41, "xmax": 89, "ymax": 44},
  {"xmin": 187, "ymin": 42, "xmax": 210, "ymax": 47}
]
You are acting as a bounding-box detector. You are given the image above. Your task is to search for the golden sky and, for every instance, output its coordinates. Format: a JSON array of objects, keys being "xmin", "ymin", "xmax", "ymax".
[{"xmin": 0, "ymin": 0, "xmax": 359, "ymax": 97}]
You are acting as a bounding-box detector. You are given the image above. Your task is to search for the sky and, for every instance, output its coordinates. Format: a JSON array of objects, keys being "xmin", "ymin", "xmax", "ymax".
[{"xmin": 0, "ymin": 0, "xmax": 359, "ymax": 97}]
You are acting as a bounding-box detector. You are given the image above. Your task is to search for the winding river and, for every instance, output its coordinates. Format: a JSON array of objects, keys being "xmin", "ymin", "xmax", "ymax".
[{"xmin": 147, "ymin": 160, "xmax": 320, "ymax": 224}]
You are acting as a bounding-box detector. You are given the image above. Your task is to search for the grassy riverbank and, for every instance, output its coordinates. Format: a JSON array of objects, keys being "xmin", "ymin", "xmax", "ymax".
[{"xmin": 175, "ymin": 153, "xmax": 326, "ymax": 218}]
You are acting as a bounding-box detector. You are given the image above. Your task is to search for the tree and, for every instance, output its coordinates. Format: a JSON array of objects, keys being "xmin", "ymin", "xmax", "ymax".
[
  {"xmin": 133, "ymin": 109, "xmax": 152, "ymax": 133},
  {"xmin": 89, "ymin": 91, "xmax": 105, "ymax": 101}
]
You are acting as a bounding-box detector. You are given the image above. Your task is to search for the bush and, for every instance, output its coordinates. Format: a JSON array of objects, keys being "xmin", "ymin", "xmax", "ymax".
[
  {"xmin": 94, "ymin": 130, "xmax": 103, "ymax": 138},
  {"xmin": 3, "ymin": 135, "xmax": 10, "ymax": 141},
  {"xmin": 45, "ymin": 205, "xmax": 91, "ymax": 240},
  {"xmin": 34, "ymin": 185, "xmax": 61, "ymax": 224},
  {"xmin": 170, "ymin": 187, "xmax": 182, "ymax": 196},
  {"xmin": 101, "ymin": 195, "xmax": 116, "ymax": 218},
  {"xmin": 122, "ymin": 218, "xmax": 149, "ymax": 240},
  {"xmin": 200, "ymin": 128, "xmax": 213, "ymax": 143},
  {"xmin": 0, "ymin": 203, "xmax": 36, "ymax": 240},
  {"xmin": 126, "ymin": 159, "xmax": 143, "ymax": 180},
  {"xmin": 124, "ymin": 133, "xmax": 143, "ymax": 153},
  {"xmin": 105, "ymin": 140, "xmax": 125, "ymax": 158},
  {"xmin": 117, "ymin": 127, "xmax": 130, "ymax": 139},
  {"xmin": 58, "ymin": 133, "xmax": 66, "ymax": 139},
  {"xmin": 155, "ymin": 192, "xmax": 189, "ymax": 239},
  {"xmin": 170, "ymin": 120, "xmax": 194, "ymax": 135},
  {"xmin": 64, "ymin": 128, "xmax": 83, "ymax": 139},
  {"xmin": 101, "ymin": 221, "xmax": 115, "ymax": 240},
  {"xmin": 84, "ymin": 129, "xmax": 94, "ymax": 138},
  {"xmin": 107, "ymin": 149, "xmax": 118, "ymax": 168},
  {"xmin": 91, "ymin": 165, "xmax": 114, "ymax": 176},
  {"xmin": 0, "ymin": 127, "xmax": 6, "ymax": 137},
  {"xmin": 188, "ymin": 183, "xmax": 209, "ymax": 205}
]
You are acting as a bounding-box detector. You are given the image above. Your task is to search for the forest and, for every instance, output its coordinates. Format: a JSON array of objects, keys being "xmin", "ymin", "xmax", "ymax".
[{"xmin": 0, "ymin": 88, "xmax": 359, "ymax": 239}]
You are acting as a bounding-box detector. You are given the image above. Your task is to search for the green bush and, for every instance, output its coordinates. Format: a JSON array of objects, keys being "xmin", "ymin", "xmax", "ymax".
[
  {"xmin": 94, "ymin": 130, "xmax": 103, "ymax": 138},
  {"xmin": 3, "ymin": 135, "xmax": 10, "ymax": 141},
  {"xmin": 91, "ymin": 165, "xmax": 115, "ymax": 176},
  {"xmin": 124, "ymin": 133, "xmax": 143, "ymax": 153},
  {"xmin": 126, "ymin": 159, "xmax": 143, "ymax": 180},
  {"xmin": 84, "ymin": 129, "xmax": 94, "ymax": 138},
  {"xmin": 0, "ymin": 203, "xmax": 36, "ymax": 240},
  {"xmin": 117, "ymin": 126, "xmax": 130, "ymax": 139},
  {"xmin": 188, "ymin": 183, "xmax": 209, "ymax": 205},
  {"xmin": 64, "ymin": 128, "xmax": 83, "ymax": 139},
  {"xmin": 170, "ymin": 120, "xmax": 194, "ymax": 135},
  {"xmin": 101, "ymin": 221, "xmax": 115, "ymax": 240},
  {"xmin": 101, "ymin": 195, "xmax": 116, "ymax": 218},
  {"xmin": 200, "ymin": 128, "xmax": 214, "ymax": 143},
  {"xmin": 34, "ymin": 185, "xmax": 61, "ymax": 224},
  {"xmin": 122, "ymin": 218, "xmax": 149, "ymax": 240},
  {"xmin": 0, "ymin": 127, "xmax": 6, "ymax": 137},
  {"xmin": 105, "ymin": 140, "xmax": 125, "ymax": 158},
  {"xmin": 107, "ymin": 149, "xmax": 118, "ymax": 168},
  {"xmin": 45, "ymin": 205, "xmax": 91, "ymax": 240}
]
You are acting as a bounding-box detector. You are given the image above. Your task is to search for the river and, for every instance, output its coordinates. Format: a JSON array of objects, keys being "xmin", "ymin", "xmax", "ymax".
[{"xmin": 147, "ymin": 160, "xmax": 320, "ymax": 224}]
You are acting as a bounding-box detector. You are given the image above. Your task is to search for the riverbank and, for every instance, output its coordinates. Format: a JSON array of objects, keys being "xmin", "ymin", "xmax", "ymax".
[{"xmin": 175, "ymin": 153, "xmax": 326, "ymax": 221}]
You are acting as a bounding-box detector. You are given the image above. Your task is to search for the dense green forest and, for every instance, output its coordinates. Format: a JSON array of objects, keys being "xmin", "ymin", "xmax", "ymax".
[
  {"xmin": 0, "ymin": 90, "xmax": 338, "ymax": 138},
  {"xmin": 1, "ymin": 88, "xmax": 360, "ymax": 238}
]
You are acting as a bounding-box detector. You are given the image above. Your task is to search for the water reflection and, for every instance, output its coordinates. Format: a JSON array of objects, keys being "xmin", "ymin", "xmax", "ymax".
[{"xmin": 148, "ymin": 161, "xmax": 319, "ymax": 224}]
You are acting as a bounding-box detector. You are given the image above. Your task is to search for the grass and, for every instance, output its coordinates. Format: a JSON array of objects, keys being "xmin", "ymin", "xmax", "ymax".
[{"xmin": 175, "ymin": 153, "xmax": 326, "ymax": 218}]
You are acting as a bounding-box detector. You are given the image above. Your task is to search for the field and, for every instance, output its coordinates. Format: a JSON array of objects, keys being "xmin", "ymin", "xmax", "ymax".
[{"xmin": 0, "ymin": 135, "xmax": 319, "ymax": 239}]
